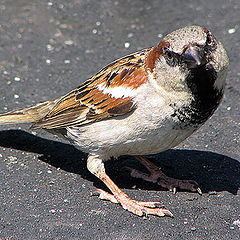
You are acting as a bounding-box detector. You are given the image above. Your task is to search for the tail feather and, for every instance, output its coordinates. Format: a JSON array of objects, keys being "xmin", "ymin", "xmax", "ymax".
[{"xmin": 0, "ymin": 100, "xmax": 56, "ymax": 125}]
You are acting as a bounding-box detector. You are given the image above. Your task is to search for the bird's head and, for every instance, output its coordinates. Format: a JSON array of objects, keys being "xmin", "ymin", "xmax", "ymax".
[{"xmin": 146, "ymin": 26, "xmax": 229, "ymax": 91}]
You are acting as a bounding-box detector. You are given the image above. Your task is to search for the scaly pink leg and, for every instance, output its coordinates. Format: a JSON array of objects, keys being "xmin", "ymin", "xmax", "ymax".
[
  {"xmin": 96, "ymin": 171, "xmax": 173, "ymax": 217},
  {"xmin": 126, "ymin": 156, "xmax": 202, "ymax": 194},
  {"xmin": 87, "ymin": 154, "xmax": 173, "ymax": 217}
]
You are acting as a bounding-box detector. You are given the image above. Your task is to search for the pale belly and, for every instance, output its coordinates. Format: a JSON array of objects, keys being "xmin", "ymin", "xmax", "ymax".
[
  {"xmin": 66, "ymin": 110, "xmax": 197, "ymax": 159},
  {"xmin": 65, "ymin": 83, "xmax": 199, "ymax": 159}
]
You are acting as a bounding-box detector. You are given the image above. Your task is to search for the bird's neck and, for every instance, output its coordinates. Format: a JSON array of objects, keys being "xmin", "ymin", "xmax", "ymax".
[{"xmin": 185, "ymin": 64, "xmax": 224, "ymax": 125}]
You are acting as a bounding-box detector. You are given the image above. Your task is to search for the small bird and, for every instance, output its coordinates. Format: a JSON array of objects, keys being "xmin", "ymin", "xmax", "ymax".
[{"xmin": 0, "ymin": 26, "xmax": 229, "ymax": 217}]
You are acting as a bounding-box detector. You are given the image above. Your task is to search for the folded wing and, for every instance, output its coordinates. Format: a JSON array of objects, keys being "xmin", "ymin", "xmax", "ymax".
[{"xmin": 32, "ymin": 49, "xmax": 149, "ymax": 129}]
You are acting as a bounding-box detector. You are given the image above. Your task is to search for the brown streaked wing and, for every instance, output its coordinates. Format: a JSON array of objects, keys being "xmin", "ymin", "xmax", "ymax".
[{"xmin": 32, "ymin": 48, "xmax": 149, "ymax": 129}]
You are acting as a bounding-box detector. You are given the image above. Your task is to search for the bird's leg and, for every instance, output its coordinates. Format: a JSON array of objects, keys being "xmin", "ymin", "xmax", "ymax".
[
  {"xmin": 87, "ymin": 154, "xmax": 173, "ymax": 217},
  {"xmin": 126, "ymin": 156, "xmax": 202, "ymax": 194}
]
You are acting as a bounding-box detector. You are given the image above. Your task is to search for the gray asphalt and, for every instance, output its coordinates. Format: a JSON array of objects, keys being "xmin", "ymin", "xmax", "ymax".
[{"xmin": 0, "ymin": 1, "xmax": 239, "ymax": 239}]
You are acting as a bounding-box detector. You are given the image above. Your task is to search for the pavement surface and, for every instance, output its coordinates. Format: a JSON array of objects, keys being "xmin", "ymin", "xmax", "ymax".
[{"xmin": 0, "ymin": 0, "xmax": 239, "ymax": 239}]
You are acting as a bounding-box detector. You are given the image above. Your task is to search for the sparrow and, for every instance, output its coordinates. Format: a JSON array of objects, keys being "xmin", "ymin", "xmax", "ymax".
[{"xmin": 0, "ymin": 26, "xmax": 229, "ymax": 217}]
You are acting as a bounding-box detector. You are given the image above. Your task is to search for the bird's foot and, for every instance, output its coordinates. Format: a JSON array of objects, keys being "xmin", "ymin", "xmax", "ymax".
[
  {"xmin": 93, "ymin": 189, "xmax": 173, "ymax": 217},
  {"xmin": 126, "ymin": 156, "xmax": 202, "ymax": 194}
]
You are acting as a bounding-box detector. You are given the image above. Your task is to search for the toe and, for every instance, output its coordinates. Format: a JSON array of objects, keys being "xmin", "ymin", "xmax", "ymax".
[
  {"xmin": 92, "ymin": 189, "xmax": 119, "ymax": 203},
  {"xmin": 134, "ymin": 200, "xmax": 164, "ymax": 208}
]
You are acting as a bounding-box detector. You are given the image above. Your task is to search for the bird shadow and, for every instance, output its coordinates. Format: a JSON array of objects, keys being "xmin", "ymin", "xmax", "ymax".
[{"xmin": 0, "ymin": 129, "xmax": 239, "ymax": 195}]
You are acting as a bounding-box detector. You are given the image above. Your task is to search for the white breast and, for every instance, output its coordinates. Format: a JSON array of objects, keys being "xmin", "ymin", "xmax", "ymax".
[{"xmin": 66, "ymin": 80, "xmax": 195, "ymax": 160}]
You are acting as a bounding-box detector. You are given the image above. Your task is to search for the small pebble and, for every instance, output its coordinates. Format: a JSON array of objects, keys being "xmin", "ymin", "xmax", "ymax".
[
  {"xmin": 47, "ymin": 170, "xmax": 52, "ymax": 174},
  {"xmin": 8, "ymin": 156, "xmax": 17, "ymax": 162},
  {"xmin": 158, "ymin": 33, "xmax": 163, "ymax": 38},
  {"xmin": 46, "ymin": 44, "xmax": 54, "ymax": 51},
  {"xmin": 46, "ymin": 59, "xmax": 51, "ymax": 64},
  {"xmin": 96, "ymin": 21, "xmax": 101, "ymax": 26},
  {"xmin": 64, "ymin": 59, "xmax": 70, "ymax": 64},
  {"xmin": 233, "ymin": 219, "xmax": 240, "ymax": 227},
  {"xmin": 227, "ymin": 106, "xmax": 231, "ymax": 111},
  {"xmin": 127, "ymin": 33, "xmax": 134, "ymax": 38},
  {"xmin": 228, "ymin": 28, "xmax": 236, "ymax": 34},
  {"xmin": 59, "ymin": 24, "xmax": 68, "ymax": 29},
  {"xmin": 14, "ymin": 76, "xmax": 21, "ymax": 81},
  {"xmin": 14, "ymin": 94, "xmax": 19, "ymax": 99},
  {"xmin": 131, "ymin": 24, "xmax": 136, "ymax": 29},
  {"xmin": 48, "ymin": 2, "xmax": 53, "ymax": 6},
  {"xmin": 49, "ymin": 209, "xmax": 56, "ymax": 213},
  {"xmin": 85, "ymin": 49, "xmax": 94, "ymax": 54},
  {"xmin": 124, "ymin": 42, "xmax": 130, "ymax": 48},
  {"xmin": 191, "ymin": 227, "xmax": 196, "ymax": 231},
  {"xmin": 64, "ymin": 40, "xmax": 74, "ymax": 45},
  {"xmin": 92, "ymin": 29, "xmax": 97, "ymax": 34}
]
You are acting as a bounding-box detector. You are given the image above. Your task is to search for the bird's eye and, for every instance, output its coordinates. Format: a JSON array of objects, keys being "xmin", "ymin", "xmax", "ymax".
[
  {"xmin": 207, "ymin": 35, "xmax": 212, "ymax": 45},
  {"xmin": 166, "ymin": 50, "xmax": 173, "ymax": 59},
  {"xmin": 163, "ymin": 47, "xmax": 173, "ymax": 59},
  {"xmin": 206, "ymin": 32, "xmax": 214, "ymax": 46},
  {"xmin": 205, "ymin": 32, "xmax": 217, "ymax": 50},
  {"xmin": 162, "ymin": 47, "xmax": 179, "ymax": 67}
]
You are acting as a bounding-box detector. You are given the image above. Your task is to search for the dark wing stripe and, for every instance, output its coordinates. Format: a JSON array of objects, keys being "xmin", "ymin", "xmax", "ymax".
[
  {"xmin": 32, "ymin": 106, "xmax": 87, "ymax": 129},
  {"xmin": 44, "ymin": 93, "xmax": 79, "ymax": 118},
  {"xmin": 107, "ymin": 101, "xmax": 135, "ymax": 115},
  {"xmin": 32, "ymin": 48, "xmax": 150, "ymax": 129},
  {"xmin": 76, "ymin": 89, "xmax": 92, "ymax": 100}
]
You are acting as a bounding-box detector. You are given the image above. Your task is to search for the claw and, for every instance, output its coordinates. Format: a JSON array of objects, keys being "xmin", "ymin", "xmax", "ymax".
[
  {"xmin": 134, "ymin": 201, "xmax": 165, "ymax": 208},
  {"xmin": 169, "ymin": 187, "xmax": 177, "ymax": 194},
  {"xmin": 89, "ymin": 155, "xmax": 173, "ymax": 217},
  {"xmin": 197, "ymin": 187, "xmax": 202, "ymax": 195},
  {"xmin": 165, "ymin": 210, "xmax": 174, "ymax": 218},
  {"xmin": 91, "ymin": 189, "xmax": 101, "ymax": 196},
  {"xmin": 134, "ymin": 156, "xmax": 202, "ymax": 195},
  {"xmin": 92, "ymin": 186, "xmax": 172, "ymax": 217}
]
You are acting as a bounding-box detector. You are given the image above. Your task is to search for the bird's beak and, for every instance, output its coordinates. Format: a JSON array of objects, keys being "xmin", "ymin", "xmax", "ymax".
[{"xmin": 182, "ymin": 45, "xmax": 206, "ymax": 68}]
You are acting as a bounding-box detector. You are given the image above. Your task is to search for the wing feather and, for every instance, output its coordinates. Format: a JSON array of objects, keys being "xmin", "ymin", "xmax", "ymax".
[{"xmin": 32, "ymin": 49, "xmax": 149, "ymax": 129}]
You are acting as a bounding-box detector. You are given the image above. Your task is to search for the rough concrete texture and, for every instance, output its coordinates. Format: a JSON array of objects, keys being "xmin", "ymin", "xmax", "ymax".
[{"xmin": 0, "ymin": 0, "xmax": 239, "ymax": 239}]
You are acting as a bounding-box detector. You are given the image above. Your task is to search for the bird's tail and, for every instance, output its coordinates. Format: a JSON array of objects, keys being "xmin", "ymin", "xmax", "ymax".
[{"xmin": 0, "ymin": 100, "xmax": 56, "ymax": 125}]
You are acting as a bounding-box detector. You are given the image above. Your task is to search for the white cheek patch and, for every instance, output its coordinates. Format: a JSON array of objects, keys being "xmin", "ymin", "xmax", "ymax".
[{"xmin": 97, "ymin": 83, "xmax": 137, "ymax": 98}]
